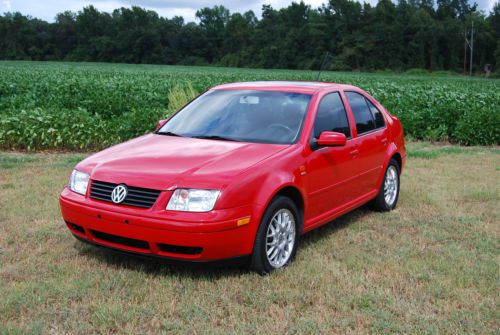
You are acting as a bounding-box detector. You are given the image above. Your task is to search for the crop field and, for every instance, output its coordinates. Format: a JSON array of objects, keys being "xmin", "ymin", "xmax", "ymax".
[
  {"xmin": 0, "ymin": 143, "xmax": 499, "ymax": 334},
  {"xmin": 0, "ymin": 61, "xmax": 499, "ymax": 150}
]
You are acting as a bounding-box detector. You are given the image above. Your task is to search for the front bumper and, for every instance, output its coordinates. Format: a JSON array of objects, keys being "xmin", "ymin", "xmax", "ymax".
[{"xmin": 59, "ymin": 188, "xmax": 262, "ymax": 261}]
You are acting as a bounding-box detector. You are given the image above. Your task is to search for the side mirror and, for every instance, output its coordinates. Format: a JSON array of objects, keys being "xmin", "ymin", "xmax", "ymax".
[
  {"xmin": 317, "ymin": 131, "xmax": 347, "ymax": 147},
  {"xmin": 156, "ymin": 119, "xmax": 168, "ymax": 130}
]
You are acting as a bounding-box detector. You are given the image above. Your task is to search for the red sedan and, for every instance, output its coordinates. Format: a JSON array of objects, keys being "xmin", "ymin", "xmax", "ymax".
[{"xmin": 59, "ymin": 81, "xmax": 405, "ymax": 273}]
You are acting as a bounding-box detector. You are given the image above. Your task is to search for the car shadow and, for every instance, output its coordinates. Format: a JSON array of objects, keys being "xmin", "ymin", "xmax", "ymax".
[
  {"xmin": 74, "ymin": 241, "xmax": 251, "ymax": 279},
  {"xmin": 74, "ymin": 205, "xmax": 371, "ymax": 278}
]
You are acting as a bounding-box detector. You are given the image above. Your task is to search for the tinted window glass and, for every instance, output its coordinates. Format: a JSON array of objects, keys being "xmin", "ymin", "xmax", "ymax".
[
  {"xmin": 313, "ymin": 93, "xmax": 350, "ymax": 138},
  {"xmin": 366, "ymin": 99, "xmax": 385, "ymax": 129},
  {"xmin": 345, "ymin": 92, "xmax": 375, "ymax": 135},
  {"xmin": 159, "ymin": 90, "xmax": 312, "ymax": 144}
]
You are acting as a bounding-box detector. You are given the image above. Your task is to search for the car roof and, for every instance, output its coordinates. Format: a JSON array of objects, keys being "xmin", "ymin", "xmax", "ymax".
[{"xmin": 213, "ymin": 81, "xmax": 356, "ymax": 94}]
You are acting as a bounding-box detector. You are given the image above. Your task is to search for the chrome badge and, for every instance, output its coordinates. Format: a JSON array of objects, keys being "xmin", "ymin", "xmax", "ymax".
[{"xmin": 111, "ymin": 184, "xmax": 128, "ymax": 204}]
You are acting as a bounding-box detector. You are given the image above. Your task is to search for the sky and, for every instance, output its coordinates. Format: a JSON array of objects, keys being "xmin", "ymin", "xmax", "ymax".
[{"xmin": 0, "ymin": 0, "xmax": 496, "ymax": 22}]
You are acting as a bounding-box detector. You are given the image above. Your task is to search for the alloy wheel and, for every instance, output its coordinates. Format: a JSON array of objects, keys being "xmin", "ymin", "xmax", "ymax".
[{"xmin": 265, "ymin": 208, "xmax": 296, "ymax": 268}]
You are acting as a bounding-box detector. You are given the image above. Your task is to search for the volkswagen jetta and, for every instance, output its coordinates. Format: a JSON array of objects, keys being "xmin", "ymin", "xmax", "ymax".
[{"xmin": 59, "ymin": 81, "xmax": 405, "ymax": 274}]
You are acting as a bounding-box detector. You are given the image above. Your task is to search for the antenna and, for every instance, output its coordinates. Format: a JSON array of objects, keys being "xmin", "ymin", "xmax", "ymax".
[
  {"xmin": 316, "ymin": 52, "xmax": 332, "ymax": 81},
  {"xmin": 470, "ymin": 20, "xmax": 474, "ymax": 76},
  {"xmin": 464, "ymin": 20, "xmax": 474, "ymax": 76},
  {"xmin": 463, "ymin": 28, "xmax": 467, "ymax": 75}
]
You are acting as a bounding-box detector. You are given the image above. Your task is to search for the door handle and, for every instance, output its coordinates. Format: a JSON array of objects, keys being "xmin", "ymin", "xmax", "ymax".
[
  {"xmin": 350, "ymin": 149, "xmax": 359, "ymax": 157},
  {"xmin": 381, "ymin": 138, "xmax": 388, "ymax": 146}
]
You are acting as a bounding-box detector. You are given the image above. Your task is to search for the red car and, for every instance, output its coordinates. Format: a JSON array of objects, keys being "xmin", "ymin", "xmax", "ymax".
[{"xmin": 59, "ymin": 81, "xmax": 405, "ymax": 273}]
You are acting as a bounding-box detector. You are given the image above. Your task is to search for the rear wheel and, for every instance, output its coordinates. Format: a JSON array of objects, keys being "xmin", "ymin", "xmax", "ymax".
[
  {"xmin": 251, "ymin": 196, "xmax": 299, "ymax": 274},
  {"xmin": 370, "ymin": 158, "xmax": 400, "ymax": 211}
]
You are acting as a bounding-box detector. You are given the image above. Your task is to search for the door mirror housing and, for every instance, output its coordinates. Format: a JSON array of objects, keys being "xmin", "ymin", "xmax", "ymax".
[
  {"xmin": 156, "ymin": 119, "xmax": 168, "ymax": 130},
  {"xmin": 316, "ymin": 131, "xmax": 347, "ymax": 147}
]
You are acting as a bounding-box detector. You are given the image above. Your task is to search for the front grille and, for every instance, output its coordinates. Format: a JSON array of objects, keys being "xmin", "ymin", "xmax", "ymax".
[
  {"xmin": 90, "ymin": 230, "xmax": 149, "ymax": 250},
  {"xmin": 90, "ymin": 180, "xmax": 161, "ymax": 208}
]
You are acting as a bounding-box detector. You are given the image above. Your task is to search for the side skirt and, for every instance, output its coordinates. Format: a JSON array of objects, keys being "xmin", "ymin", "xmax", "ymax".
[{"xmin": 302, "ymin": 189, "xmax": 378, "ymax": 233}]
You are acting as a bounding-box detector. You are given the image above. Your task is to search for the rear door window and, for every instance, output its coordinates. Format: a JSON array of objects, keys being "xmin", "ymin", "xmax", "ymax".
[{"xmin": 345, "ymin": 91, "xmax": 376, "ymax": 135}]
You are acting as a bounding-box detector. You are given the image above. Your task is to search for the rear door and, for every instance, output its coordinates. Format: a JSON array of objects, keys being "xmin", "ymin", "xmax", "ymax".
[
  {"xmin": 305, "ymin": 92, "xmax": 359, "ymax": 220},
  {"xmin": 344, "ymin": 91, "xmax": 388, "ymax": 196}
]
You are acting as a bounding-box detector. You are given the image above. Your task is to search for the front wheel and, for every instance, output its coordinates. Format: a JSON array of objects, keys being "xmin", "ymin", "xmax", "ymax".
[
  {"xmin": 370, "ymin": 158, "xmax": 400, "ymax": 211},
  {"xmin": 251, "ymin": 196, "xmax": 299, "ymax": 274}
]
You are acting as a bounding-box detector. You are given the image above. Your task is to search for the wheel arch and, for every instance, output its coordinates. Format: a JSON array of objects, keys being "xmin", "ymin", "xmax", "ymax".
[
  {"xmin": 376, "ymin": 144, "xmax": 402, "ymax": 189},
  {"xmin": 261, "ymin": 184, "xmax": 306, "ymax": 235},
  {"xmin": 276, "ymin": 186, "xmax": 304, "ymax": 232},
  {"xmin": 391, "ymin": 152, "xmax": 402, "ymax": 172}
]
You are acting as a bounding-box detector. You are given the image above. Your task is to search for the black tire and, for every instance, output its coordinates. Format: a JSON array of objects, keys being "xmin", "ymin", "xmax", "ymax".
[
  {"xmin": 370, "ymin": 158, "xmax": 400, "ymax": 211},
  {"xmin": 250, "ymin": 196, "xmax": 300, "ymax": 275}
]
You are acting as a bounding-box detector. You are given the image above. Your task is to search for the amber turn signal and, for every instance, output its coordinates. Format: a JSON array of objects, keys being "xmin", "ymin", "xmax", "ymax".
[{"xmin": 236, "ymin": 217, "xmax": 251, "ymax": 227}]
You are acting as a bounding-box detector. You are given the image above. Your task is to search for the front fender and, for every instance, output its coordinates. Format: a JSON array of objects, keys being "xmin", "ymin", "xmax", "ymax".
[{"xmin": 217, "ymin": 152, "xmax": 306, "ymax": 228}]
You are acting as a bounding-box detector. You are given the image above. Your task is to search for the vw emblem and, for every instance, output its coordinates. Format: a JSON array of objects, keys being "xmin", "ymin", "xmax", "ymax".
[{"xmin": 111, "ymin": 184, "xmax": 128, "ymax": 204}]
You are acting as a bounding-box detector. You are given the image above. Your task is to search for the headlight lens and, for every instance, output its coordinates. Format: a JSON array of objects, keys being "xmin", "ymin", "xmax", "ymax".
[
  {"xmin": 69, "ymin": 170, "xmax": 90, "ymax": 195},
  {"xmin": 166, "ymin": 189, "xmax": 220, "ymax": 212}
]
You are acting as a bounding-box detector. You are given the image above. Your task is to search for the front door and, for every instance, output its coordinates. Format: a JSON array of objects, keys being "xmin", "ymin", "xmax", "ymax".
[{"xmin": 305, "ymin": 92, "xmax": 359, "ymax": 222}]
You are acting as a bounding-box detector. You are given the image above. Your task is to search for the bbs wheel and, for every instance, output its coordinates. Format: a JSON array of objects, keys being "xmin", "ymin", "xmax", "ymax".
[{"xmin": 251, "ymin": 196, "xmax": 299, "ymax": 274}]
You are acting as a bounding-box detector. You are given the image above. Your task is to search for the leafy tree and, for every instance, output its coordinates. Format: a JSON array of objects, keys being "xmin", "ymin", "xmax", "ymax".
[
  {"xmin": 0, "ymin": 0, "xmax": 497, "ymax": 73},
  {"xmin": 196, "ymin": 5, "xmax": 230, "ymax": 62}
]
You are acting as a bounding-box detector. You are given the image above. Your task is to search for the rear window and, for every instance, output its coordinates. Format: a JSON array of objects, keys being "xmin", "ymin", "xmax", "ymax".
[{"xmin": 365, "ymin": 99, "xmax": 385, "ymax": 129}]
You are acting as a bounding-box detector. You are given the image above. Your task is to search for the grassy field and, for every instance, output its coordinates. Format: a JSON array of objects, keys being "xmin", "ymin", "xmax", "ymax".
[
  {"xmin": 0, "ymin": 142, "xmax": 498, "ymax": 334},
  {"xmin": 1, "ymin": 61, "xmax": 499, "ymax": 149}
]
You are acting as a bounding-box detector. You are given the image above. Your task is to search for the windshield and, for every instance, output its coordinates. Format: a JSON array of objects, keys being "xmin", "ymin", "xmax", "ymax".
[{"xmin": 158, "ymin": 90, "xmax": 312, "ymax": 144}]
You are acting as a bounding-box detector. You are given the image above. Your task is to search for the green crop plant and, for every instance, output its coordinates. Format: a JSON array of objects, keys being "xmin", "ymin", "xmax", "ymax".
[{"xmin": 0, "ymin": 61, "xmax": 498, "ymax": 150}]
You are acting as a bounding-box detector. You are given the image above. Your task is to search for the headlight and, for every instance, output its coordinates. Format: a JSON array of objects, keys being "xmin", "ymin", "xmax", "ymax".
[
  {"xmin": 166, "ymin": 189, "xmax": 220, "ymax": 212},
  {"xmin": 69, "ymin": 170, "xmax": 90, "ymax": 195}
]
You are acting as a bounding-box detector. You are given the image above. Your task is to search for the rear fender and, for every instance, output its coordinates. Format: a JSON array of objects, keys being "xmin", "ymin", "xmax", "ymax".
[{"xmin": 375, "ymin": 143, "xmax": 400, "ymax": 190}]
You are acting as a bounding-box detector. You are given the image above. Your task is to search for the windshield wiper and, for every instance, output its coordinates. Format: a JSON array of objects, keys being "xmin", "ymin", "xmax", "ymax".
[
  {"xmin": 191, "ymin": 135, "xmax": 241, "ymax": 142},
  {"xmin": 157, "ymin": 131, "xmax": 183, "ymax": 137}
]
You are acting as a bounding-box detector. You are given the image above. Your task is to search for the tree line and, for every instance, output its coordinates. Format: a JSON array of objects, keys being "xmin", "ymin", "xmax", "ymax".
[{"xmin": 1, "ymin": 0, "xmax": 499, "ymax": 73}]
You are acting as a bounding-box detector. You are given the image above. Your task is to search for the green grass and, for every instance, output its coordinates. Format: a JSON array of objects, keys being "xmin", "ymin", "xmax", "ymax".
[
  {"xmin": 0, "ymin": 142, "xmax": 498, "ymax": 334},
  {"xmin": 407, "ymin": 142, "xmax": 500, "ymax": 159},
  {"xmin": 0, "ymin": 61, "xmax": 499, "ymax": 150}
]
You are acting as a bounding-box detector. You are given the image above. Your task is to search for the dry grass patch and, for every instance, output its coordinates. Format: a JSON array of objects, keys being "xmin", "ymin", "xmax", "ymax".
[{"xmin": 0, "ymin": 143, "xmax": 498, "ymax": 334}]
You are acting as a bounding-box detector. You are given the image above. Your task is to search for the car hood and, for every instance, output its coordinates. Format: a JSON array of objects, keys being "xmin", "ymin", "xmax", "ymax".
[{"xmin": 77, "ymin": 134, "xmax": 287, "ymax": 190}]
